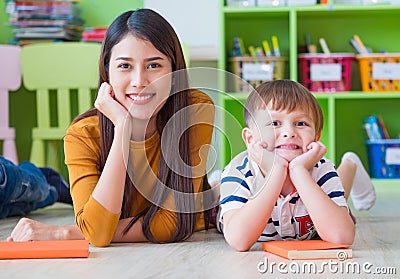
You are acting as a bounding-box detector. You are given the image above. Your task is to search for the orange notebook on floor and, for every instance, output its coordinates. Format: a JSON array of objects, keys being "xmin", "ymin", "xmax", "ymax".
[
  {"xmin": 262, "ymin": 240, "xmax": 352, "ymax": 260},
  {"xmin": 0, "ymin": 240, "xmax": 89, "ymax": 259}
]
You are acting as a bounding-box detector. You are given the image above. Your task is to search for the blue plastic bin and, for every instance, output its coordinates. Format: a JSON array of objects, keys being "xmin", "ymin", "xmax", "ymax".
[{"xmin": 366, "ymin": 139, "xmax": 400, "ymax": 179}]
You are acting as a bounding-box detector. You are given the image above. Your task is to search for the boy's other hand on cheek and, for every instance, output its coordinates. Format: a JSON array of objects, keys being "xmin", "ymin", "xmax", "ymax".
[
  {"xmin": 289, "ymin": 141, "xmax": 326, "ymax": 172},
  {"xmin": 248, "ymin": 141, "xmax": 287, "ymax": 176}
]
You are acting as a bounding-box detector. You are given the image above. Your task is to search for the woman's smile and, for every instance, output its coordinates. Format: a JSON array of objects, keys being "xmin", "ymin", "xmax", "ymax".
[{"xmin": 127, "ymin": 93, "xmax": 156, "ymax": 104}]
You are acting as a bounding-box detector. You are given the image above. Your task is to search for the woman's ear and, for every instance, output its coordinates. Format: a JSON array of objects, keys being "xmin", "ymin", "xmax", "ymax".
[
  {"xmin": 315, "ymin": 131, "xmax": 322, "ymax": 141},
  {"xmin": 242, "ymin": 127, "xmax": 254, "ymax": 146}
]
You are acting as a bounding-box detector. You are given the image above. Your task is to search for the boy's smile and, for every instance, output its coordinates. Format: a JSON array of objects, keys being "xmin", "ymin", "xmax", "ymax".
[{"xmin": 250, "ymin": 105, "xmax": 318, "ymax": 162}]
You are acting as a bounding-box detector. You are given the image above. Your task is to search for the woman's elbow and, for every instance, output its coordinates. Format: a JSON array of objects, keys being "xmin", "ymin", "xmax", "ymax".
[
  {"xmin": 76, "ymin": 221, "xmax": 113, "ymax": 247},
  {"xmin": 88, "ymin": 236, "xmax": 112, "ymax": 247}
]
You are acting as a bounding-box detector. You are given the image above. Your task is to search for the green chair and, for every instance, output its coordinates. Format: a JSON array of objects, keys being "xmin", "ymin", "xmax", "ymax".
[
  {"xmin": 20, "ymin": 42, "xmax": 101, "ymax": 172},
  {"xmin": 181, "ymin": 42, "xmax": 190, "ymax": 67}
]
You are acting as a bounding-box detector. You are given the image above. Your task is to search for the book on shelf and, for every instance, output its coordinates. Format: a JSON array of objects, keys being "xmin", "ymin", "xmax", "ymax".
[
  {"xmin": 363, "ymin": 114, "xmax": 390, "ymax": 140},
  {"xmin": 0, "ymin": 240, "xmax": 90, "ymax": 260},
  {"xmin": 350, "ymin": 35, "xmax": 369, "ymax": 54},
  {"xmin": 262, "ymin": 240, "xmax": 352, "ymax": 260},
  {"xmin": 5, "ymin": 0, "xmax": 84, "ymax": 42}
]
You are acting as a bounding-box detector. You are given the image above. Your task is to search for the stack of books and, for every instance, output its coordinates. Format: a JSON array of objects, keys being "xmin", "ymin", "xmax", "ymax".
[
  {"xmin": 262, "ymin": 240, "xmax": 352, "ymax": 260},
  {"xmin": 5, "ymin": 0, "xmax": 84, "ymax": 45},
  {"xmin": 81, "ymin": 26, "xmax": 107, "ymax": 43}
]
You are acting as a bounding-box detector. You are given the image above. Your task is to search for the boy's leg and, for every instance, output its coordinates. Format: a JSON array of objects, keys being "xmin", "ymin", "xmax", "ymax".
[
  {"xmin": 338, "ymin": 152, "xmax": 376, "ymax": 211},
  {"xmin": 336, "ymin": 158, "xmax": 356, "ymax": 199}
]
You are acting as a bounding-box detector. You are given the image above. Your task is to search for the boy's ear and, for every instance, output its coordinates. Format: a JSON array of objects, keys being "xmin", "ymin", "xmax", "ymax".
[
  {"xmin": 315, "ymin": 131, "xmax": 322, "ymax": 141},
  {"xmin": 242, "ymin": 127, "xmax": 253, "ymax": 146}
]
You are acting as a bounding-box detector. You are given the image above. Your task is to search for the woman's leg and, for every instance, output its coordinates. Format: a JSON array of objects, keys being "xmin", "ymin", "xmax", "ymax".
[{"xmin": 0, "ymin": 157, "xmax": 57, "ymax": 218}]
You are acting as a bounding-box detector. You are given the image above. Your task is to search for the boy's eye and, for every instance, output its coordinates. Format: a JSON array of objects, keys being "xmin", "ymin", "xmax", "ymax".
[
  {"xmin": 296, "ymin": 121, "xmax": 308, "ymax": 126},
  {"xmin": 267, "ymin": 121, "xmax": 279, "ymax": 127}
]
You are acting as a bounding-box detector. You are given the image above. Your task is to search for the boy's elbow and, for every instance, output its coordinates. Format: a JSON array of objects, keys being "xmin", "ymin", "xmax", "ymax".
[
  {"xmin": 327, "ymin": 234, "xmax": 354, "ymax": 246},
  {"xmin": 322, "ymin": 226, "xmax": 355, "ymax": 246},
  {"xmin": 230, "ymin": 241, "xmax": 252, "ymax": 252},
  {"xmin": 224, "ymin": 231, "xmax": 254, "ymax": 252}
]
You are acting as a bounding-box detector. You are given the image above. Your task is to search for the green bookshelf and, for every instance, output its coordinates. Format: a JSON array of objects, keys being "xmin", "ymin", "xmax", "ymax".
[{"xmin": 218, "ymin": 1, "xmax": 400, "ymax": 186}]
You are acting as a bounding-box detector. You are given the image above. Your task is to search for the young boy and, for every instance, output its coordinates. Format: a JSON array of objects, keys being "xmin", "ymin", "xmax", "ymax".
[
  {"xmin": 216, "ymin": 80, "xmax": 375, "ymax": 251},
  {"xmin": 0, "ymin": 156, "xmax": 72, "ymax": 218}
]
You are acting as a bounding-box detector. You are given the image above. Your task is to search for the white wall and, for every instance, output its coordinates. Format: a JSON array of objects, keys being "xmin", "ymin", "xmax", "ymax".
[
  {"xmin": 144, "ymin": 0, "xmax": 220, "ymax": 50},
  {"xmin": 145, "ymin": 1, "xmax": 222, "ymax": 170}
]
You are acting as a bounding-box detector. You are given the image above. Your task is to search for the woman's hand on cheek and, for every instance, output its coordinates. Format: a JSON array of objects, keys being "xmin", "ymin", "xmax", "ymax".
[{"xmin": 95, "ymin": 82, "xmax": 131, "ymax": 127}]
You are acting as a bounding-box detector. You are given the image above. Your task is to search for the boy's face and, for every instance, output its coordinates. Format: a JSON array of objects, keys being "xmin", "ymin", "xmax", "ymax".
[{"xmin": 248, "ymin": 104, "xmax": 318, "ymax": 162}]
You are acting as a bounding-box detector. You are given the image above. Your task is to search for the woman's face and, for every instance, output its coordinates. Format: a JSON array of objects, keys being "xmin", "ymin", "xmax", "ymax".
[{"xmin": 108, "ymin": 34, "xmax": 173, "ymax": 121}]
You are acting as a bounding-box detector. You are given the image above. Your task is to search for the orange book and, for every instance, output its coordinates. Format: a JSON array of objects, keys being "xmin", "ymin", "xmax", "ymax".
[
  {"xmin": 0, "ymin": 240, "xmax": 89, "ymax": 260},
  {"xmin": 262, "ymin": 240, "xmax": 352, "ymax": 260}
]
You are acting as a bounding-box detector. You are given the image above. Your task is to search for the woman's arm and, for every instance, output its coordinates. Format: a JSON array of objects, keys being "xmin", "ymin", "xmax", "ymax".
[
  {"xmin": 7, "ymin": 217, "xmax": 147, "ymax": 243},
  {"xmin": 65, "ymin": 83, "xmax": 134, "ymax": 246},
  {"xmin": 7, "ymin": 218, "xmax": 84, "ymax": 242}
]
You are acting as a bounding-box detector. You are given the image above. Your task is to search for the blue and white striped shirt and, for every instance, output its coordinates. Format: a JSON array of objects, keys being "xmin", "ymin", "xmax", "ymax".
[{"xmin": 217, "ymin": 151, "xmax": 348, "ymax": 241}]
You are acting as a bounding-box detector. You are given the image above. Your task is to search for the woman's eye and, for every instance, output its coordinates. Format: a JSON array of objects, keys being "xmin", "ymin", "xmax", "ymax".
[
  {"xmin": 119, "ymin": 63, "xmax": 131, "ymax": 69},
  {"xmin": 147, "ymin": 63, "xmax": 161, "ymax": 69}
]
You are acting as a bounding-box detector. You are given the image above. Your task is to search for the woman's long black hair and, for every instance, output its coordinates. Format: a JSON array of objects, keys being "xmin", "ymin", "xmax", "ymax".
[{"xmin": 76, "ymin": 9, "xmax": 211, "ymax": 243}]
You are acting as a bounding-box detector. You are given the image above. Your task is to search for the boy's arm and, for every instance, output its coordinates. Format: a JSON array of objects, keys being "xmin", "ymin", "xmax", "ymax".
[
  {"xmin": 289, "ymin": 142, "xmax": 355, "ymax": 245},
  {"xmin": 222, "ymin": 169, "xmax": 285, "ymax": 251},
  {"xmin": 222, "ymin": 143, "xmax": 287, "ymax": 252}
]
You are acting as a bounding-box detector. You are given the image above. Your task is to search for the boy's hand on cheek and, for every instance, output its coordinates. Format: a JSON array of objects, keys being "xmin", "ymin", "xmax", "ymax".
[
  {"xmin": 248, "ymin": 141, "xmax": 287, "ymax": 176},
  {"xmin": 289, "ymin": 141, "xmax": 326, "ymax": 171}
]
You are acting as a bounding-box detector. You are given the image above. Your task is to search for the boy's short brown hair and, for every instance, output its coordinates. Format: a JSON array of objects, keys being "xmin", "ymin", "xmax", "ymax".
[{"xmin": 243, "ymin": 79, "xmax": 324, "ymax": 137}]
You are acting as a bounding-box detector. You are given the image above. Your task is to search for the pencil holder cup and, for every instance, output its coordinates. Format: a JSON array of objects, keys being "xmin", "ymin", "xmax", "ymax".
[
  {"xmin": 228, "ymin": 56, "xmax": 287, "ymax": 92},
  {"xmin": 366, "ymin": 139, "xmax": 400, "ymax": 178},
  {"xmin": 357, "ymin": 54, "xmax": 400, "ymax": 92},
  {"xmin": 298, "ymin": 53, "xmax": 355, "ymax": 92}
]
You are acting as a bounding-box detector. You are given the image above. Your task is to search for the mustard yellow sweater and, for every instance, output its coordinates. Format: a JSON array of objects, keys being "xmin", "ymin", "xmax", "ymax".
[{"xmin": 64, "ymin": 90, "xmax": 214, "ymax": 246}]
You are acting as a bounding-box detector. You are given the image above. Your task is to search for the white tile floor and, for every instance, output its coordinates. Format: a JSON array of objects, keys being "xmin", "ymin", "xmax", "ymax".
[{"xmin": 0, "ymin": 185, "xmax": 399, "ymax": 278}]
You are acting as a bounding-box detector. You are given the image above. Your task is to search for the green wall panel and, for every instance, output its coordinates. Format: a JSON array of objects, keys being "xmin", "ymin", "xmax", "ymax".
[{"xmin": 1, "ymin": 0, "xmax": 143, "ymax": 163}]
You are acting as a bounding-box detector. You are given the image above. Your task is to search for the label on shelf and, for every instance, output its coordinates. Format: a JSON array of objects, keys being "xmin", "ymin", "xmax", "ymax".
[
  {"xmin": 310, "ymin": 64, "xmax": 341, "ymax": 81},
  {"xmin": 242, "ymin": 63, "xmax": 273, "ymax": 81},
  {"xmin": 372, "ymin": 63, "xmax": 400, "ymax": 80},
  {"xmin": 386, "ymin": 147, "xmax": 400, "ymax": 165}
]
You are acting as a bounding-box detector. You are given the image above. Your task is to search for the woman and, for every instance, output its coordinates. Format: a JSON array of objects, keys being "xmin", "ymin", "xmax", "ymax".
[{"xmin": 8, "ymin": 9, "xmax": 215, "ymax": 246}]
